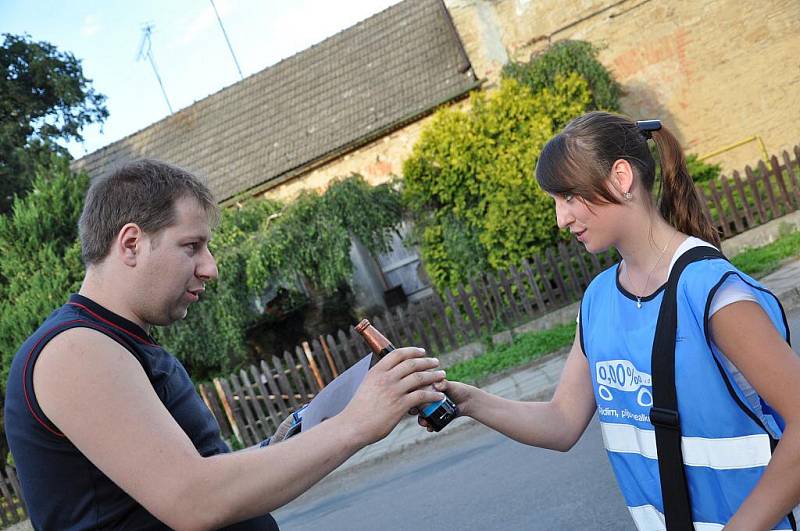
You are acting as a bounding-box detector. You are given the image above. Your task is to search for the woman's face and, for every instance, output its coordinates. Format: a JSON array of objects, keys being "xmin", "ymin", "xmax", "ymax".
[
  {"xmin": 548, "ymin": 159, "xmax": 634, "ymax": 253},
  {"xmin": 551, "ymin": 192, "xmax": 622, "ymax": 254}
]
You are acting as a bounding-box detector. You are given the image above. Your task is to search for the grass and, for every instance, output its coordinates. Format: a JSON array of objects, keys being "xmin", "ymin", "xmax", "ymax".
[
  {"xmin": 446, "ymin": 323, "xmax": 575, "ymax": 384},
  {"xmin": 731, "ymin": 224, "xmax": 800, "ymax": 278},
  {"xmin": 445, "ymin": 225, "xmax": 800, "ymax": 385}
]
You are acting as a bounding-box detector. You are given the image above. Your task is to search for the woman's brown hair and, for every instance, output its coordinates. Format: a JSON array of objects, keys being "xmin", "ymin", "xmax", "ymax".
[{"xmin": 535, "ymin": 111, "xmax": 720, "ymax": 247}]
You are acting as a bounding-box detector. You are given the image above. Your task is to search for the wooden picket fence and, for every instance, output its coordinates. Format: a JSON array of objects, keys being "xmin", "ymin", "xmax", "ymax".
[
  {"xmin": 200, "ymin": 144, "xmax": 800, "ymax": 448},
  {"xmin": 699, "ymin": 147, "xmax": 800, "ymax": 238},
  {"xmin": 0, "ymin": 467, "xmax": 26, "ymax": 526}
]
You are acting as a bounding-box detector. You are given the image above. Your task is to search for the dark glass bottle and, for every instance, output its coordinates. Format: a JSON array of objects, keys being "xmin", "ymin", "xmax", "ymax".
[{"xmin": 355, "ymin": 319, "xmax": 458, "ymax": 432}]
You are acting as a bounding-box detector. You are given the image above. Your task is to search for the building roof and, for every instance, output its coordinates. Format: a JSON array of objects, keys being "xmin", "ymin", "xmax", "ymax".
[{"xmin": 72, "ymin": 0, "xmax": 479, "ymax": 202}]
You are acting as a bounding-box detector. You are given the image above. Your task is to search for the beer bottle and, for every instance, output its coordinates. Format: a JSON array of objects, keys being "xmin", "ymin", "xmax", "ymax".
[{"xmin": 355, "ymin": 319, "xmax": 458, "ymax": 432}]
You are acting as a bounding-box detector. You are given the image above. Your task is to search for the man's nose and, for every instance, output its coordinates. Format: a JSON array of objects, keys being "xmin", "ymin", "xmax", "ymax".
[{"xmin": 197, "ymin": 248, "xmax": 219, "ymax": 281}]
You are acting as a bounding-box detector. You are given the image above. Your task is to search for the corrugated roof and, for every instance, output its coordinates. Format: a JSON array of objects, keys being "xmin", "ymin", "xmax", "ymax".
[{"xmin": 71, "ymin": 0, "xmax": 479, "ymax": 202}]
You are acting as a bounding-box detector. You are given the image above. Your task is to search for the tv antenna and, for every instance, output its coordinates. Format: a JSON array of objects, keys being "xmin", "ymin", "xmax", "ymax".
[
  {"xmin": 209, "ymin": 0, "xmax": 244, "ymax": 80},
  {"xmin": 136, "ymin": 23, "xmax": 174, "ymax": 114}
]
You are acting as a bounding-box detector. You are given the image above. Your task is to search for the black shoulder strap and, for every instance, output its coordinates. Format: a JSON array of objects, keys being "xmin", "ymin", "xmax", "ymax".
[{"xmin": 650, "ymin": 245, "xmax": 725, "ymax": 530}]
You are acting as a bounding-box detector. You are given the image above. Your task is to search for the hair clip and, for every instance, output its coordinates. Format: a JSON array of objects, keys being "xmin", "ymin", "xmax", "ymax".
[{"xmin": 635, "ymin": 119, "xmax": 661, "ymax": 139}]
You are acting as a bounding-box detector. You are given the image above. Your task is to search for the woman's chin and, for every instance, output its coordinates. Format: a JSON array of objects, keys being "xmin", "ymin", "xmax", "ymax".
[{"xmin": 581, "ymin": 240, "xmax": 609, "ymax": 254}]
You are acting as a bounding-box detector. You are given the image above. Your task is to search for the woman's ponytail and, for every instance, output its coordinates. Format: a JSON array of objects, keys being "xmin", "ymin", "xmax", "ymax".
[{"xmin": 651, "ymin": 127, "xmax": 721, "ymax": 248}]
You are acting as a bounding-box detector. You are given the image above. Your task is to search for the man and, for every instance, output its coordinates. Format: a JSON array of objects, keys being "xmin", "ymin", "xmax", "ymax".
[{"xmin": 4, "ymin": 159, "xmax": 446, "ymax": 530}]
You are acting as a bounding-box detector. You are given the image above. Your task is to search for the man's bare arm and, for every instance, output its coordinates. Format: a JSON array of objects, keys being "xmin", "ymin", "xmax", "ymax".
[{"xmin": 34, "ymin": 327, "xmax": 444, "ymax": 530}]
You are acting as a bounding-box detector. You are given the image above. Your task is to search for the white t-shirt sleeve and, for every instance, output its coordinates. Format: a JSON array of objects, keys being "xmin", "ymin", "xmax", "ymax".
[
  {"xmin": 667, "ymin": 236, "xmax": 757, "ymax": 317},
  {"xmin": 709, "ymin": 275, "xmax": 758, "ymax": 317}
]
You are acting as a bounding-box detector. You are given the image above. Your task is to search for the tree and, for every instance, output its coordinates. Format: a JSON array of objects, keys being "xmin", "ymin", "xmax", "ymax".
[
  {"xmin": 402, "ymin": 40, "xmax": 621, "ymax": 291},
  {"xmin": 0, "ymin": 158, "xmax": 87, "ymax": 386},
  {"xmin": 402, "ymin": 74, "xmax": 592, "ymax": 290},
  {"xmin": 0, "ymin": 159, "xmax": 88, "ymax": 460},
  {"xmin": 0, "ymin": 33, "xmax": 108, "ymax": 213}
]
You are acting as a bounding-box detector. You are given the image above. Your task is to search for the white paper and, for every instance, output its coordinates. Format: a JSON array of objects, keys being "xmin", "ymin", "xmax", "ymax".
[{"xmin": 300, "ymin": 353, "xmax": 373, "ymax": 432}]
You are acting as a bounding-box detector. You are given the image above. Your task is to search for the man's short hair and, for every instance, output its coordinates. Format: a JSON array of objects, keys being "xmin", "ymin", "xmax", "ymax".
[{"xmin": 78, "ymin": 159, "xmax": 219, "ymax": 265}]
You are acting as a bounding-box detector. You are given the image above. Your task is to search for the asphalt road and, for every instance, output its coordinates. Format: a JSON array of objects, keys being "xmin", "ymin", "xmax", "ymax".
[
  {"xmin": 273, "ymin": 306, "xmax": 800, "ymax": 531},
  {"xmin": 273, "ymin": 418, "xmax": 633, "ymax": 531},
  {"xmin": 788, "ymin": 305, "xmax": 800, "ymax": 344}
]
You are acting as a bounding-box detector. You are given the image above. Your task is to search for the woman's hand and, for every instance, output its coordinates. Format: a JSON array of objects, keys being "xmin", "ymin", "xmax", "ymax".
[{"xmin": 412, "ymin": 379, "xmax": 478, "ymax": 432}]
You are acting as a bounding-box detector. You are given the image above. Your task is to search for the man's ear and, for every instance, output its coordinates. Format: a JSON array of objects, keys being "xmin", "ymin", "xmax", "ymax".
[
  {"xmin": 610, "ymin": 159, "xmax": 635, "ymax": 199},
  {"xmin": 117, "ymin": 224, "xmax": 143, "ymax": 267}
]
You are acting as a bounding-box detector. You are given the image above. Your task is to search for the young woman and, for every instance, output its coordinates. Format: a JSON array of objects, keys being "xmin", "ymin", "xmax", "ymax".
[{"xmin": 422, "ymin": 112, "xmax": 800, "ymax": 530}]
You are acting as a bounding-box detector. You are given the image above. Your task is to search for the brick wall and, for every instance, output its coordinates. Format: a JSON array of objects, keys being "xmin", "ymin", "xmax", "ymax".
[{"xmin": 448, "ymin": 0, "xmax": 800, "ymax": 172}]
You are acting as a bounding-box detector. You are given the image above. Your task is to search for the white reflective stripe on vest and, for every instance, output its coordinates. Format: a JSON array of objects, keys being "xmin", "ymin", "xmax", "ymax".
[
  {"xmin": 600, "ymin": 422, "xmax": 772, "ymax": 469},
  {"xmin": 628, "ymin": 504, "xmax": 793, "ymax": 531}
]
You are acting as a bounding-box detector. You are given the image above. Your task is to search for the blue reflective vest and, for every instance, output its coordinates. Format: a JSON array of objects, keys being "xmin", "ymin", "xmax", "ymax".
[{"xmin": 580, "ymin": 257, "xmax": 798, "ymax": 530}]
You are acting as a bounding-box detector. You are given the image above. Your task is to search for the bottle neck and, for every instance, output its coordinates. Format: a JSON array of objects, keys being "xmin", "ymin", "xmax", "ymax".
[{"xmin": 375, "ymin": 345, "xmax": 395, "ymax": 358}]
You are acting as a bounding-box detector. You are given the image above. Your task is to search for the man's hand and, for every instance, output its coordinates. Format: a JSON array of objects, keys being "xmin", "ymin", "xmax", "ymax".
[{"xmin": 340, "ymin": 347, "xmax": 445, "ymax": 446}]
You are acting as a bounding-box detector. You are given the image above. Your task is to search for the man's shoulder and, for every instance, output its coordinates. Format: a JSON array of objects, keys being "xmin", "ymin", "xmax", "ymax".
[
  {"xmin": 8, "ymin": 301, "xmax": 79, "ymax": 380},
  {"xmin": 33, "ymin": 324, "xmax": 155, "ymax": 435},
  {"xmin": 40, "ymin": 325, "xmax": 130, "ymax": 358},
  {"xmin": 35, "ymin": 326, "xmax": 146, "ymax": 391}
]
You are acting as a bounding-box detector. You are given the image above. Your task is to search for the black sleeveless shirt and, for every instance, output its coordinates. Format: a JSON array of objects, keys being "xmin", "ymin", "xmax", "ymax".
[{"xmin": 4, "ymin": 294, "xmax": 279, "ymax": 530}]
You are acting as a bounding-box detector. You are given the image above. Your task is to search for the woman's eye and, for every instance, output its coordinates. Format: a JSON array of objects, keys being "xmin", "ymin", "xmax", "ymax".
[{"xmin": 562, "ymin": 193, "xmax": 574, "ymax": 203}]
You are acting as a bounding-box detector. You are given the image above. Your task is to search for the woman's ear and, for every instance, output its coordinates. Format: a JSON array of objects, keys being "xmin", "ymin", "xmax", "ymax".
[{"xmin": 610, "ymin": 159, "xmax": 635, "ymax": 200}]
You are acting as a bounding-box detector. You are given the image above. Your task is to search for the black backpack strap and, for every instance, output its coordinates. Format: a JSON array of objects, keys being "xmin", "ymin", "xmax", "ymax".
[{"xmin": 650, "ymin": 245, "xmax": 726, "ymax": 530}]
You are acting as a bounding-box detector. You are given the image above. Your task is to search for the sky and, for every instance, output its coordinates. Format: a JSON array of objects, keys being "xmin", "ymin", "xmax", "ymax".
[{"xmin": 1, "ymin": 0, "xmax": 401, "ymax": 158}]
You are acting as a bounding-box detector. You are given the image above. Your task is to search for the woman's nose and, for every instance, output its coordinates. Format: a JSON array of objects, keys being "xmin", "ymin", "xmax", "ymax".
[{"xmin": 555, "ymin": 201, "xmax": 573, "ymax": 230}]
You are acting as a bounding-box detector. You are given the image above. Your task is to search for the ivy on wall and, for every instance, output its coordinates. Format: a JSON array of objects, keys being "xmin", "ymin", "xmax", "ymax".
[{"xmin": 155, "ymin": 174, "xmax": 404, "ymax": 381}]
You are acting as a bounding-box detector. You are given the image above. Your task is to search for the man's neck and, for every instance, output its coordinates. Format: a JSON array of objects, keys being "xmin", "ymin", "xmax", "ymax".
[{"xmin": 79, "ymin": 270, "xmax": 150, "ymax": 332}]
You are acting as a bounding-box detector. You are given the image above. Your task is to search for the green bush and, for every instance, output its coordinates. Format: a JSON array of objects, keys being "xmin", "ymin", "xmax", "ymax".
[
  {"xmin": 502, "ymin": 40, "xmax": 621, "ymax": 118},
  {"xmin": 686, "ymin": 154, "xmax": 722, "ymax": 183},
  {"xmin": 402, "ymin": 74, "xmax": 591, "ymax": 290},
  {"xmin": 404, "ymin": 39, "xmax": 623, "ymax": 292}
]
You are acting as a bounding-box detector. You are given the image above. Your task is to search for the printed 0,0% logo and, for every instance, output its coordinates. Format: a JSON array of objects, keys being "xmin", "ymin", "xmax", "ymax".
[{"xmin": 595, "ymin": 360, "xmax": 652, "ymax": 407}]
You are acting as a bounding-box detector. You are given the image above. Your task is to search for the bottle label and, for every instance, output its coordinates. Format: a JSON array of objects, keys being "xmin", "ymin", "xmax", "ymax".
[{"xmin": 421, "ymin": 398, "xmax": 447, "ymax": 417}]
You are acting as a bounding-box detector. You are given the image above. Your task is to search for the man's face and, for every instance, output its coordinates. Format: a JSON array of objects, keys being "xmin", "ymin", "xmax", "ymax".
[{"xmin": 136, "ymin": 195, "xmax": 218, "ymax": 326}]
